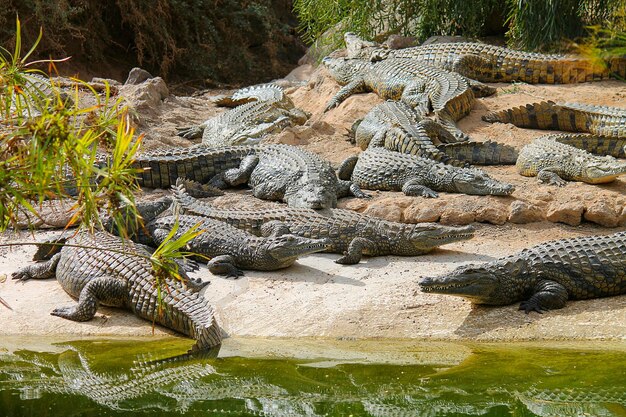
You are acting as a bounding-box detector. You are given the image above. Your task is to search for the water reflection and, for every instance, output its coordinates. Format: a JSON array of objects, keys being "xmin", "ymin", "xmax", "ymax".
[{"xmin": 0, "ymin": 339, "xmax": 624, "ymax": 416}]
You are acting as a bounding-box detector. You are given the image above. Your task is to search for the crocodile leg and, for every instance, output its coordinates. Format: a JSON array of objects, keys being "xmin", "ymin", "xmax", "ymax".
[
  {"xmin": 537, "ymin": 168, "xmax": 568, "ymax": 186},
  {"xmin": 400, "ymin": 79, "xmax": 430, "ymax": 115},
  {"xmin": 402, "ymin": 179, "xmax": 439, "ymax": 198},
  {"xmin": 337, "ymin": 179, "xmax": 369, "ymax": 199},
  {"xmin": 207, "ymin": 255, "xmax": 244, "ymax": 278},
  {"xmin": 335, "ymin": 237, "xmax": 377, "ymax": 264},
  {"xmin": 233, "ymin": 117, "xmax": 291, "ymax": 145},
  {"xmin": 434, "ymin": 110, "xmax": 469, "ymax": 142},
  {"xmin": 51, "ymin": 276, "xmax": 127, "ymax": 322},
  {"xmin": 176, "ymin": 122, "xmax": 207, "ymax": 140},
  {"xmin": 418, "ymin": 119, "xmax": 458, "ymax": 144},
  {"xmin": 519, "ymin": 280, "xmax": 569, "ymax": 313},
  {"xmin": 12, "ymin": 253, "xmax": 61, "ymax": 281},
  {"xmin": 451, "ymin": 54, "xmax": 494, "ymax": 87},
  {"xmin": 337, "ymin": 156, "xmax": 359, "ymax": 180},
  {"xmin": 464, "ymin": 77, "xmax": 497, "ymax": 98},
  {"xmin": 325, "ymin": 78, "xmax": 366, "ymax": 112},
  {"xmin": 210, "ymin": 155, "xmax": 259, "ymax": 188}
]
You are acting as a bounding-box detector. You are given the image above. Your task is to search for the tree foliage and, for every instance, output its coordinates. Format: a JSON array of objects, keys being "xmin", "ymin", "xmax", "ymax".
[{"xmin": 293, "ymin": 0, "xmax": 625, "ymax": 52}]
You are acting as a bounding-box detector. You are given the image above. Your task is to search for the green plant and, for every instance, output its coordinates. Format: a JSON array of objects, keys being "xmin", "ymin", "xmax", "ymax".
[{"xmin": 0, "ymin": 18, "xmax": 203, "ymax": 307}]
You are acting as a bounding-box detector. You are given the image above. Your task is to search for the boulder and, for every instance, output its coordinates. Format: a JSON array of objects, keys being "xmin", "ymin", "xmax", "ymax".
[
  {"xmin": 583, "ymin": 200, "xmax": 621, "ymax": 227},
  {"xmin": 508, "ymin": 200, "xmax": 545, "ymax": 224},
  {"xmin": 125, "ymin": 67, "xmax": 153, "ymax": 85},
  {"xmin": 403, "ymin": 201, "xmax": 446, "ymax": 223},
  {"xmin": 546, "ymin": 200, "xmax": 584, "ymax": 226}
]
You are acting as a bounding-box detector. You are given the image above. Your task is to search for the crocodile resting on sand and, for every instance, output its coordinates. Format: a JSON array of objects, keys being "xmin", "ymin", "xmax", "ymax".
[
  {"xmin": 338, "ymin": 147, "xmax": 515, "ymax": 198},
  {"xmin": 176, "ymin": 84, "xmax": 309, "ymax": 147},
  {"xmin": 516, "ymin": 133, "xmax": 626, "ymax": 185},
  {"xmin": 144, "ymin": 214, "xmax": 331, "ymax": 276},
  {"xmin": 353, "ymin": 100, "xmax": 518, "ymax": 166},
  {"xmin": 483, "ymin": 101, "xmax": 626, "ymax": 140},
  {"xmin": 322, "ymin": 56, "xmax": 490, "ymax": 141},
  {"xmin": 420, "ymin": 231, "xmax": 626, "ymax": 313},
  {"xmin": 344, "ymin": 32, "xmax": 626, "ymax": 84},
  {"xmin": 132, "ymin": 144, "xmax": 366, "ymax": 209},
  {"xmin": 12, "ymin": 229, "xmax": 222, "ymax": 351},
  {"xmin": 171, "ymin": 178, "xmax": 475, "ymax": 264}
]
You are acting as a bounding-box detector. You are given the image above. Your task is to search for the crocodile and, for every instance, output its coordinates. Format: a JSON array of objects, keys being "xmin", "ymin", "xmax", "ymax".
[
  {"xmin": 11, "ymin": 229, "xmax": 222, "ymax": 351},
  {"xmin": 176, "ymin": 83, "xmax": 309, "ymax": 147},
  {"xmin": 322, "ymin": 56, "xmax": 487, "ymax": 141},
  {"xmin": 419, "ymin": 231, "xmax": 626, "ymax": 313},
  {"xmin": 145, "ymin": 214, "xmax": 331, "ymax": 275},
  {"xmin": 516, "ymin": 133, "xmax": 626, "ymax": 185},
  {"xmin": 132, "ymin": 144, "xmax": 366, "ymax": 209},
  {"xmin": 171, "ymin": 178, "xmax": 475, "ymax": 264},
  {"xmin": 482, "ymin": 101, "xmax": 626, "ymax": 139},
  {"xmin": 344, "ymin": 32, "xmax": 626, "ymax": 83},
  {"xmin": 338, "ymin": 147, "xmax": 515, "ymax": 197},
  {"xmin": 353, "ymin": 100, "xmax": 518, "ymax": 166}
]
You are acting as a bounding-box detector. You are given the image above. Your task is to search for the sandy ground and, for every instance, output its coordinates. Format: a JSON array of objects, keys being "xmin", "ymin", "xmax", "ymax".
[{"xmin": 1, "ymin": 60, "xmax": 626, "ymax": 344}]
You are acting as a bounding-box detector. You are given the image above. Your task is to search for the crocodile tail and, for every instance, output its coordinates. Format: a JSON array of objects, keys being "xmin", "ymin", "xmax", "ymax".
[
  {"xmin": 138, "ymin": 279, "xmax": 223, "ymax": 351},
  {"xmin": 337, "ymin": 155, "xmax": 359, "ymax": 180},
  {"xmin": 552, "ymin": 133, "xmax": 626, "ymax": 158},
  {"xmin": 482, "ymin": 101, "xmax": 590, "ymax": 132},
  {"xmin": 437, "ymin": 141, "xmax": 519, "ymax": 165}
]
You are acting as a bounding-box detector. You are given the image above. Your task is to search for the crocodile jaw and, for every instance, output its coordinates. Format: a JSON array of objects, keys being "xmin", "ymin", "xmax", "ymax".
[
  {"xmin": 419, "ymin": 264, "xmax": 501, "ymax": 304},
  {"xmin": 268, "ymin": 237, "xmax": 332, "ymax": 267},
  {"xmin": 410, "ymin": 224, "xmax": 475, "ymax": 251}
]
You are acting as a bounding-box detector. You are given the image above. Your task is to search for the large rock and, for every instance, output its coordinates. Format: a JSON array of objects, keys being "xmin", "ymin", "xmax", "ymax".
[
  {"xmin": 440, "ymin": 208, "xmax": 475, "ymax": 225},
  {"xmin": 403, "ymin": 201, "xmax": 446, "ymax": 223},
  {"xmin": 120, "ymin": 75, "xmax": 169, "ymax": 111},
  {"xmin": 584, "ymin": 200, "xmax": 621, "ymax": 227},
  {"xmin": 475, "ymin": 201, "xmax": 508, "ymax": 225},
  {"xmin": 546, "ymin": 200, "xmax": 584, "ymax": 226},
  {"xmin": 508, "ymin": 200, "xmax": 545, "ymax": 224}
]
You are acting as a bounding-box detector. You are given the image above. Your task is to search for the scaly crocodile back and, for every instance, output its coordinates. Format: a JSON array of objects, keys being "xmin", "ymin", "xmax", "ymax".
[
  {"xmin": 375, "ymin": 42, "xmax": 626, "ymax": 83},
  {"xmin": 56, "ymin": 230, "xmax": 221, "ymax": 350},
  {"xmin": 507, "ymin": 231, "xmax": 626, "ymax": 300},
  {"xmin": 483, "ymin": 101, "xmax": 626, "ymax": 138},
  {"xmin": 370, "ymin": 59, "xmax": 475, "ymax": 120},
  {"xmin": 133, "ymin": 145, "xmax": 256, "ymax": 189}
]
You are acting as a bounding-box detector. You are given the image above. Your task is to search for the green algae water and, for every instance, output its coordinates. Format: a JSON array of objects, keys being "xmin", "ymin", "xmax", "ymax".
[{"xmin": 0, "ymin": 338, "xmax": 624, "ymax": 417}]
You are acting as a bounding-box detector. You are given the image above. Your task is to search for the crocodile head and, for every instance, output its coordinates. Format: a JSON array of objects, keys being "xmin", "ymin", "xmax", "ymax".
[
  {"xmin": 285, "ymin": 184, "xmax": 337, "ymax": 209},
  {"xmin": 322, "ymin": 57, "xmax": 369, "ymax": 85},
  {"xmin": 578, "ymin": 156, "xmax": 626, "ymax": 184},
  {"xmin": 259, "ymin": 234, "xmax": 332, "ymax": 269},
  {"xmin": 390, "ymin": 223, "xmax": 475, "ymax": 255},
  {"xmin": 450, "ymin": 168, "xmax": 515, "ymax": 196},
  {"xmin": 344, "ymin": 32, "xmax": 382, "ymax": 59},
  {"xmin": 419, "ymin": 263, "xmax": 506, "ymax": 305}
]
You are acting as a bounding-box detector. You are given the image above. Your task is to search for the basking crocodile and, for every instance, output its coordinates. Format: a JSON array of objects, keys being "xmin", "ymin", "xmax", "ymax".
[
  {"xmin": 171, "ymin": 178, "xmax": 474, "ymax": 264},
  {"xmin": 419, "ymin": 231, "xmax": 626, "ymax": 313},
  {"xmin": 322, "ymin": 56, "xmax": 486, "ymax": 141},
  {"xmin": 145, "ymin": 214, "xmax": 331, "ymax": 275},
  {"xmin": 353, "ymin": 100, "xmax": 518, "ymax": 166},
  {"xmin": 516, "ymin": 133, "xmax": 626, "ymax": 185},
  {"xmin": 483, "ymin": 101, "xmax": 626, "ymax": 140},
  {"xmin": 12, "ymin": 229, "xmax": 222, "ymax": 351},
  {"xmin": 338, "ymin": 147, "xmax": 515, "ymax": 197},
  {"xmin": 132, "ymin": 144, "xmax": 366, "ymax": 209},
  {"xmin": 176, "ymin": 84, "xmax": 309, "ymax": 147},
  {"xmin": 344, "ymin": 32, "xmax": 626, "ymax": 83}
]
